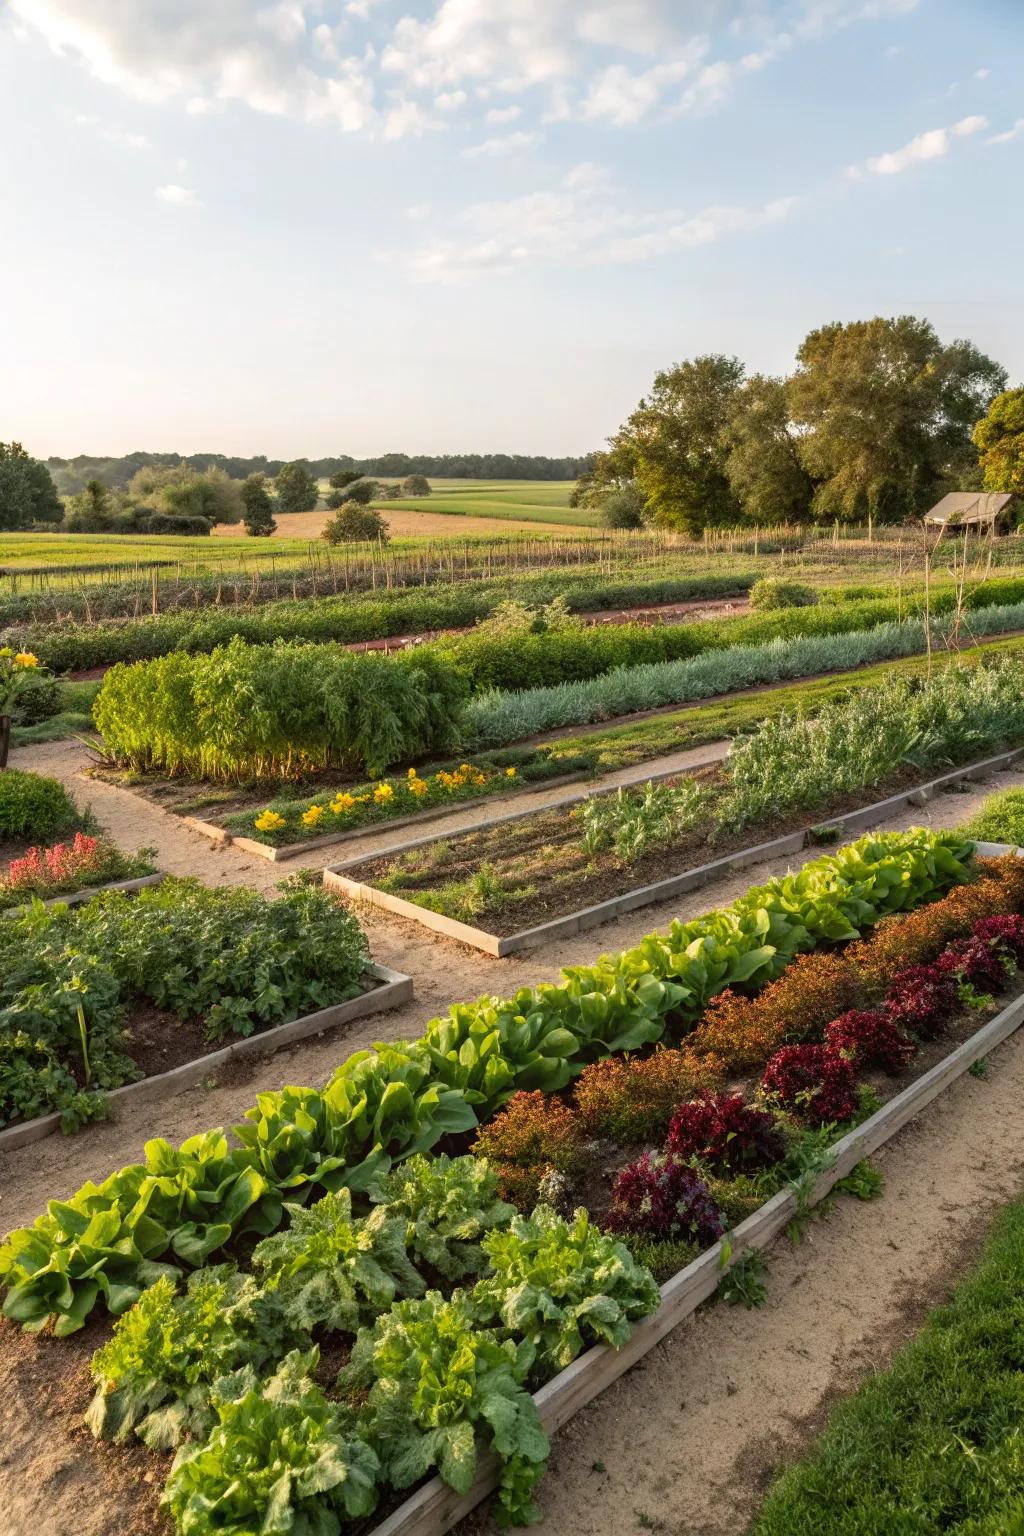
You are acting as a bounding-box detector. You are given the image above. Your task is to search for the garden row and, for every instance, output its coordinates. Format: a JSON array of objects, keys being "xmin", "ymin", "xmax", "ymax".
[
  {"xmin": 7, "ymin": 830, "xmax": 1024, "ymax": 1535},
  {"xmin": 92, "ymin": 587, "xmax": 1024, "ymax": 783},
  {"xmin": 330, "ymin": 661, "xmax": 1024, "ymax": 942}
]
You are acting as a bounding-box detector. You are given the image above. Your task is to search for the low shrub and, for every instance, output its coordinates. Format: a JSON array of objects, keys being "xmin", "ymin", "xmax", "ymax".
[
  {"xmin": 605, "ymin": 1152, "xmax": 725, "ymax": 1245},
  {"xmin": 665, "ymin": 1091, "xmax": 785, "ymax": 1174},
  {"xmin": 974, "ymin": 912, "xmax": 1024, "ymax": 960},
  {"xmin": 692, "ymin": 952, "xmax": 863, "ymax": 1071},
  {"xmin": 0, "ymin": 768, "xmax": 83, "ymax": 842},
  {"xmin": 0, "ymin": 833, "xmax": 155, "ymax": 909},
  {"xmin": 572, "ymin": 1048, "xmax": 720, "ymax": 1141},
  {"xmin": 761, "ymin": 1044, "xmax": 858, "ymax": 1126},
  {"xmin": 823, "ymin": 1009, "xmax": 917, "ymax": 1075},
  {"xmin": 472, "ymin": 1091, "xmax": 586, "ymax": 1209},
  {"xmin": 321, "ymin": 502, "xmax": 390, "ymax": 544},
  {"xmin": 8, "ymin": 668, "xmax": 60, "ymax": 724},
  {"xmin": 145, "ymin": 512, "xmax": 212, "ymax": 536},
  {"xmin": 749, "ymin": 578, "xmax": 818, "ymax": 611}
]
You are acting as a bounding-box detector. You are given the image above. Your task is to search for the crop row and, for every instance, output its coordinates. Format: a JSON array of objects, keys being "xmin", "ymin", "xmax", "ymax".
[
  {"xmin": 0, "ymin": 825, "xmax": 973, "ymax": 1337},
  {"xmin": 465, "ymin": 596, "xmax": 1024, "ymax": 745},
  {"xmin": 94, "ymin": 595, "xmax": 1024, "ymax": 783}
]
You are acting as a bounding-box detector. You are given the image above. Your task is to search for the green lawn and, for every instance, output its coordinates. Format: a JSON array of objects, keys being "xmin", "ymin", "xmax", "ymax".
[
  {"xmin": 751, "ymin": 1190, "xmax": 1024, "ymax": 1534},
  {"xmin": 370, "ymin": 479, "xmax": 598, "ymax": 528}
]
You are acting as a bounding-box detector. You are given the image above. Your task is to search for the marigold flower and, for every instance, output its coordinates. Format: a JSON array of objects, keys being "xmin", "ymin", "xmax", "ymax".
[
  {"xmin": 374, "ymin": 783, "xmax": 395, "ymax": 803},
  {"xmin": 301, "ymin": 804, "xmax": 326, "ymax": 827},
  {"xmin": 505, "ymin": 767, "xmax": 517, "ymax": 779},
  {"xmin": 408, "ymin": 778, "xmax": 428, "ymax": 797},
  {"xmin": 254, "ymin": 810, "xmax": 287, "ymax": 833},
  {"xmin": 330, "ymin": 793, "xmax": 356, "ymax": 815},
  {"xmin": 13, "ymin": 652, "xmax": 39, "ymax": 669}
]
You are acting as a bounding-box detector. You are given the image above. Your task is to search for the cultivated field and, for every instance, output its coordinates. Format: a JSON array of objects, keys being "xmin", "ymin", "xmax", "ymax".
[{"xmin": 4, "ymin": 522, "xmax": 1024, "ymax": 1536}]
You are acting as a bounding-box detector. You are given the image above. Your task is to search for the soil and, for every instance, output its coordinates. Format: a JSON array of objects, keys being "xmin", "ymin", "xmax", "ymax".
[
  {"xmin": 2, "ymin": 734, "xmax": 1024, "ymax": 1536},
  {"xmin": 212, "ymin": 508, "xmax": 582, "ymax": 540},
  {"xmin": 348, "ymin": 764, "xmax": 931, "ymax": 936}
]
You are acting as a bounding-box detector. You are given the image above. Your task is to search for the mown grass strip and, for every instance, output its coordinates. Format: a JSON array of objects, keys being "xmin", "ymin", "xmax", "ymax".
[{"xmin": 751, "ymin": 1188, "xmax": 1024, "ymax": 1535}]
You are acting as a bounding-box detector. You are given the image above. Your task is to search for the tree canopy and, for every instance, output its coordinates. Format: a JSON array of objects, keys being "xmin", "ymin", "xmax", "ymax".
[
  {"xmin": 274, "ymin": 460, "xmax": 320, "ymax": 514},
  {"xmin": 973, "ymin": 388, "xmax": 1024, "ymax": 497},
  {"xmin": 0, "ymin": 443, "xmax": 63, "ymax": 531},
  {"xmin": 241, "ymin": 473, "xmax": 277, "ymax": 537}
]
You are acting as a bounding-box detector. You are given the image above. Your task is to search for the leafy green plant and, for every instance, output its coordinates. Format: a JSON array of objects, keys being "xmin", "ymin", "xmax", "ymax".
[
  {"xmin": 576, "ymin": 778, "xmax": 709, "ymax": 864},
  {"xmin": 86, "ymin": 1267, "xmax": 298, "ymax": 1449},
  {"xmin": 368, "ymin": 1153, "xmax": 515, "ymax": 1279},
  {"xmin": 474, "ymin": 1206, "xmax": 661, "ymax": 1372},
  {"xmin": 164, "ymin": 1350, "xmax": 380, "ymax": 1534},
  {"xmin": 251, "ymin": 1188, "xmax": 424, "ymax": 1333},
  {"xmin": 340, "ymin": 1290, "xmax": 549, "ymax": 1526},
  {"xmin": 718, "ymin": 1248, "xmax": 768, "ymax": 1309}
]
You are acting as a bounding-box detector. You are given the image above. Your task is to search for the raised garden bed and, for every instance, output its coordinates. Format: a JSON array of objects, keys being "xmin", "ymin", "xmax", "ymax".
[
  {"xmin": 326, "ymin": 748, "xmax": 1024, "ymax": 956},
  {"xmin": 0, "ymin": 960, "xmax": 413, "ymax": 1153}
]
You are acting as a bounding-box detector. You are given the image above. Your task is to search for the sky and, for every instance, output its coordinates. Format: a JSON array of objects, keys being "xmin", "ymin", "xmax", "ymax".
[{"xmin": 0, "ymin": 0, "xmax": 1021, "ymax": 460}]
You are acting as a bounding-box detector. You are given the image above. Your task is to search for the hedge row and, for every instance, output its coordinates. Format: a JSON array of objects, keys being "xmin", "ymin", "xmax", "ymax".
[{"xmin": 8, "ymin": 569, "xmax": 756, "ymax": 672}]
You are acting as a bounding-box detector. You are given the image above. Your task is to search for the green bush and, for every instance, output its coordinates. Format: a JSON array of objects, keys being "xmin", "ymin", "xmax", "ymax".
[
  {"xmin": 749, "ymin": 577, "xmax": 818, "ymax": 610},
  {"xmin": 8, "ymin": 669, "xmax": 61, "ymax": 725},
  {"xmin": 0, "ymin": 769, "xmax": 82, "ymax": 841},
  {"xmin": 145, "ymin": 511, "xmax": 212, "ymax": 536},
  {"xmin": 94, "ymin": 637, "xmax": 467, "ymax": 781},
  {"xmin": 321, "ymin": 502, "xmax": 389, "ymax": 543}
]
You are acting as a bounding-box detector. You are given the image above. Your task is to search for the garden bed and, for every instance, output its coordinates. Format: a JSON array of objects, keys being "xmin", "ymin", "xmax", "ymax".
[
  {"xmin": 327, "ymin": 748, "xmax": 1024, "ymax": 956},
  {"xmin": 0, "ymin": 960, "xmax": 413, "ymax": 1153}
]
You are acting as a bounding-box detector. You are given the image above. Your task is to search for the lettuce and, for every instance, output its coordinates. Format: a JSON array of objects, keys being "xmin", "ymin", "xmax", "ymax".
[{"xmin": 368, "ymin": 1153, "xmax": 516, "ymax": 1279}]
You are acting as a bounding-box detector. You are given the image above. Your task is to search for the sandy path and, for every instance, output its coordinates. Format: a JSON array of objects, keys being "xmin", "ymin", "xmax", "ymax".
[
  {"xmin": 2, "ymin": 744, "xmax": 1023, "ymax": 1536},
  {"xmin": 212, "ymin": 508, "xmax": 580, "ymax": 540}
]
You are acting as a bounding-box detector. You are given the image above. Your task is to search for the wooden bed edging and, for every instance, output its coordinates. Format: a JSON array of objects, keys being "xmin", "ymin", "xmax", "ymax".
[
  {"xmin": 366, "ymin": 982, "xmax": 1024, "ymax": 1536},
  {"xmin": 326, "ymin": 746, "xmax": 1024, "ymax": 958},
  {"xmin": 1, "ymin": 871, "xmax": 165, "ymax": 918},
  {"xmin": 0, "ymin": 961, "xmax": 414, "ymax": 1153}
]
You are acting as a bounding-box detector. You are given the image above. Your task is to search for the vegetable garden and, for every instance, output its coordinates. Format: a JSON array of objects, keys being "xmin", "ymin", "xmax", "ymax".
[{"xmin": 7, "ymin": 535, "xmax": 1024, "ymax": 1536}]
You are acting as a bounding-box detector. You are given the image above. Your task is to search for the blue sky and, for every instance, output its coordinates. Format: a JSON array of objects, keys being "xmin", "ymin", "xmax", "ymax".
[{"xmin": 0, "ymin": 0, "xmax": 1020, "ymax": 459}]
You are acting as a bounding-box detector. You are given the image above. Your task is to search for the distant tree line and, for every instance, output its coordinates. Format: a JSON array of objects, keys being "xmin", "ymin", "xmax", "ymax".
[
  {"xmin": 577, "ymin": 315, "xmax": 1020, "ymax": 534},
  {"xmin": 45, "ymin": 451, "xmax": 592, "ymax": 496}
]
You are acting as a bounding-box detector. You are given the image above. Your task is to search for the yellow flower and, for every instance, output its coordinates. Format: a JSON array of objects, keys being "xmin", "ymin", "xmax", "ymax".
[
  {"xmin": 0, "ymin": 647, "xmax": 12, "ymax": 659},
  {"xmin": 330, "ymin": 793, "xmax": 356, "ymax": 815},
  {"xmin": 374, "ymin": 783, "xmax": 395, "ymax": 803},
  {"xmin": 409, "ymin": 778, "xmax": 428, "ymax": 797},
  {"xmin": 254, "ymin": 810, "xmax": 287, "ymax": 833},
  {"xmin": 407, "ymin": 767, "xmax": 418, "ymax": 778},
  {"xmin": 14, "ymin": 652, "xmax": 39, "ymax": 669},
  {"xmin": 302, "ymin": 804, "xmax": 326, "ymax": 827},
  {"xmin": 505, "ymin": 767, "xmax": 517, "ymax": 779}
]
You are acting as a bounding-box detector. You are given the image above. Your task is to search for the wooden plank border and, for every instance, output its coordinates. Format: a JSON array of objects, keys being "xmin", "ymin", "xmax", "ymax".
[
  {"xmin": 367, "ymin": 980, "xmax": 1024, "ymax": 1536},
  {"xmin": 326, "ymin": 747, "xmax": 1024, "ymax": 958},
  {"xmin": 1, "ymin": 871, "xmax": 165, "ymax": 918},
  {"xmin": 0, "ymin": 961, "xmax": 414, "ymax": 1152}
]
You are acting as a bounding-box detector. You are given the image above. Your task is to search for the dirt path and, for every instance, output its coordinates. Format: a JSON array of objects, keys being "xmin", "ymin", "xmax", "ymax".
[{"xmin": 2, "ymin": 745, "xmax": 1024, "ymax": 1536}]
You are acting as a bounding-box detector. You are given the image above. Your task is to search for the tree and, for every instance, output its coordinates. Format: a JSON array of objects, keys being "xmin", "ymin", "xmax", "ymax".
[
  {"xmin": 127, "ymin": 464, "xmax": 243, "ymax": 525},
  {"xmin": 329, "ymin": 470, "xmax": 362, "ymax": 491},
  {"xmin": 788, "ymin": 316, "xmax": 1007, "ymax": 522},
  {"xmin": 402, "ymin": 474, "xmax": 432, "ymax": 497},
  {"xmin": 321, "ymin": 501, "xmax": 390, "ymax": 543},
  {"xmin": 725, "ymin": 375, "xmax": 815, "ymax": 524},
  {"xmin": 608, "ymin": 355, "xmax": 745, "ymax": 534},
  {"xmin": 973, "ymin": 388, "xmax": 1024, "ymax": 497},
  {"xmin": 599, "ymin": 485, "xmax": 647, "ymax": 529},
  {"xmin": 241, "ymin": 473, "xmax": 277, "ymax": 537},
  {"xmin": 275, "ymin": 460, "xmax": 319, "ymax": 513},
  {"xmin": 0, "ymin": 442, "xmax": 63, "ymax": 530},
  {"xmin": 345, "ymin": 478, "xmax": 378, "ymax": 505},
  {"xmin": 65, "ymin": 479, "xmax": 117, "ymax": 532}
]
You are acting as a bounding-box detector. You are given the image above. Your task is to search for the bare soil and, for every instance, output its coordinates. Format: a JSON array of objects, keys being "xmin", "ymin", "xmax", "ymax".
[
  {"xmin": 213, "ymin": 508, "xmax": 580, "ymax": 540},
  {"xmin": 2, "ymin": 736, "xmax": 1023, "ymax": 1536}
]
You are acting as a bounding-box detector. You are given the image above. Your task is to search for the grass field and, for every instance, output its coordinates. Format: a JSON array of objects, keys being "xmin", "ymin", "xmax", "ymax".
[{"xmin": 368, "ymin": 478, "xmax": 599, "ymax": 528}]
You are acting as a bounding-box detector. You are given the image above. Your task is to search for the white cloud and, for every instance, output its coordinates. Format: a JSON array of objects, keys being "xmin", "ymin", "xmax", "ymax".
[
  {"xmin": 849, "ymin": 113, "xmax": 987, "ymax": 177},
  {"xmin": 463, "ymin": 130, "xmax": 541, "ymax": 158},
  {"xmin": 974, "ymin": 66, "xmax": 990, "ymax": 80},
  {"xmin": 405, "ymin": 162, "xmax": 796, "ymax": 280},
  {"xmin": 988, "ymin": 118, "xmax": 1024, "ymax": 145},
  {"xmin": 485, "ymin": 104, "xmax": 521, "ymax": 124},
  {"xmin": 155, "ymin": 183, "xmax": 198, "ymax": 205}
]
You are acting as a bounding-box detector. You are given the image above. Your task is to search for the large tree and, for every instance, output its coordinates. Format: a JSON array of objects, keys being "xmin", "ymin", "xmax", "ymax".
[
  {"xmin": 973, "ymin": 388, "xmax": 1024, "ymax": 497},
  {"xmin": 274, "ymin": 460, "xmax": 320, "ymax": 514},
  {"xmin": 0, "ymin": 442, "xmax": 63, "ymax": 530},
  {"xmin": 609, "ymin": 354, "xmax": 745, "ymax": 534},
  {"xmin": 788, "ymin": 316, "xmax": 1006, "ymax": 522},
  {"xmin": 241, "ymin": 473, "xmax": 277, "ymax": 537},
  {"xmin": 725, "ymin": 375, "xmax": 815, "ymax": 525}
]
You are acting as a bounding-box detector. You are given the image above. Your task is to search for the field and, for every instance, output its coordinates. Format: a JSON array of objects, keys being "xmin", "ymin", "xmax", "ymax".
[{"xmin": 6, "ymin": 524, "xmax": 1024, "ymax": 1536}]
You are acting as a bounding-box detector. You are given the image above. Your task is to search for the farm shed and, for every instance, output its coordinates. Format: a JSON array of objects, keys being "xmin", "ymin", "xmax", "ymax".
[{"xmin": 924, "ymin": 491, "xmax": 1015, "ymax": 533}]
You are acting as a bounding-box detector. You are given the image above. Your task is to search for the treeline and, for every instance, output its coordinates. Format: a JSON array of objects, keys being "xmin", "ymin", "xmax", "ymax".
[
  {"xmin": 47, "ymin": 451, "xmax": 592, "ymax": 495},
  {"xmin": 579, "ymin": 315, "xmax": 1022, "ymax": 535}
]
